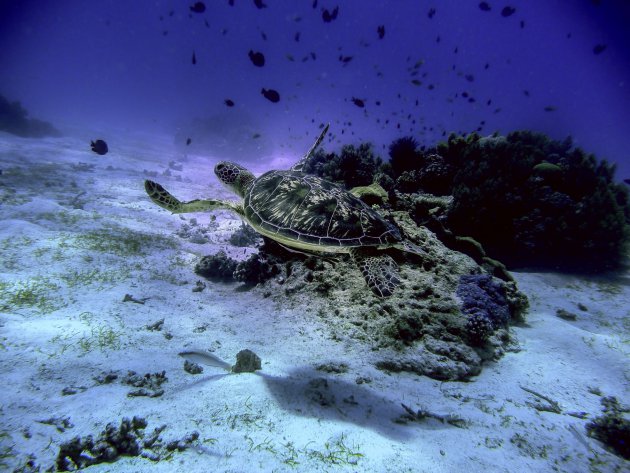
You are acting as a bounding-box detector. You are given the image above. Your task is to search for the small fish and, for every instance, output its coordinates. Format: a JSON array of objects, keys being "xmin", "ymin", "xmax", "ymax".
[
  {"xmin": 229, "ymin": 0, "xmax": 235, "ymax": 5},
  {"xmin": 294, "ymin": 31, "xmax": 301, "ymax": 42},
  {"xmin": 339, "ymin": 55, "xmax": 353, "ymax": 64},
  {"xmin": 351, "ymin": 97, "xmax": 365, "ymax": 107},
  {"xmin": 310, "ymin": 52, "xmax": 317, "ymax": 60},
  {"xmin": 501, "ymin": 6, "xmax": 515, "ymax": 17},
  {"xmin": 248, "ymin": 50, "xmax": 265, "ymax": 67},
  {"xmin": 322, "ymin": 6, "xmax": 339, "ymax": 23},
  {"xmin": 286, "ymin": 54, "xmax": 295, "ymax": 62},
  {"xmin": 623, "ymin": 178, "xmax": 630, "ymax": 185},
  {"xmin": 189, "ymin": 2, "xmax": 206, "ymax": 13},
  {"xmin": 261, "ymin": 88, "xmax": 280, "ymax": 103},
  {"xmin": 427, "ymin": 8, "xmax": 436, "ymax": 19},
  {"xmin": 192, "ymin": 51, "xmax": 197, "ymax": 65},
  {"xmin": 252, "ymin": 133, "xmax": 261, "ymax": 139},
  {"xmin": 465, "ymin": 74, "xmax": 474, "ymax": 82},
  {"xmin": 377, "ymin": 25, "xmax": 385, "ymax": 39},
  {"xmin": 479, "ymin": 2, "xmax": 491, "ymax": 11},
  {"xmin": 593, "ymin": 44, "xmax": 607, "ymax": 55},
  {"xmin": 411, "ymin": 79, "xmax": 422, "ymax": 86},
  {"xmin": 205, "ymin": 19, "xmax": 210, "ymax": 28},
  {"xmin": 520, "ymin": 20, "xmax": 525, "ymax": 28},
  {"xmin": 261, "ymin": 31, "xmax": 267, "ymax": 40},
  {"xmin": 523, "ymin": 90, "xmax": 530, "ymax": 97},
  {"xmin": 312, "ymin": 0, "xmax": 318, "ymax": 8},
  {"xmin": 90, "ymin": 139, "xmax": 108, "ymax": 155},
  {"xmin": 544, "ymin": 106, "xmax": 556, "ymax": 112},
  {"xmin": 179, "ymin": 350, "xmax": 232, "ymax": 371},
  {"xmin": 224, "ymin": 99, "xmax": 235, "ymax": 107},
  {"xmin": 253, "ymin": 0, "xmax": 267, "ymax": 9}
]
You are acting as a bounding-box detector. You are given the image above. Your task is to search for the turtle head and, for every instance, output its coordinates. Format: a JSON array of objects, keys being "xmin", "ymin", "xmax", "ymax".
[{"xmin": 214, "ymin": 161, "xmax": 255, "ymax": 197}]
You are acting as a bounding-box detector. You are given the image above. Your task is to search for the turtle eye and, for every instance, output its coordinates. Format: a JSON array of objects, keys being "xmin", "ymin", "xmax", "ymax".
[{"xmin": 216, "ymin": 163, "xmax": 225, "ymax": 171}]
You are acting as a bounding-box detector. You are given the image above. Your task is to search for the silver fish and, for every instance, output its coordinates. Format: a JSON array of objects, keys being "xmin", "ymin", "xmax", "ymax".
[{"xmin": 178, "ymin": 350, "xmax": 232, "ymax": 371}]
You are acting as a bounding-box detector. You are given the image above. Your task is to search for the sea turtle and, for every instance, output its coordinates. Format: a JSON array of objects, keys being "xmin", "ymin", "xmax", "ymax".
[{"xmin": 144, "ymin": 125, "xmax": 427, "ymax": 297}]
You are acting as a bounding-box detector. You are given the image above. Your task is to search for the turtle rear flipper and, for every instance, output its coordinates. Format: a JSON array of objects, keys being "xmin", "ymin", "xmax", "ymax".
[
  {"xmin": 144, "ymin": 180, "xmax": 244, "ymax": 215},
  {"xmin": 350, "ymin": 248, "xmax": 401, "ymax": 297}
]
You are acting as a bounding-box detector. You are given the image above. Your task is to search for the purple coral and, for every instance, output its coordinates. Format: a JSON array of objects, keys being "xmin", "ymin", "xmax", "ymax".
[{"xmin": 457, "ymin": 274, "xmax": 510, "ymax": 331}]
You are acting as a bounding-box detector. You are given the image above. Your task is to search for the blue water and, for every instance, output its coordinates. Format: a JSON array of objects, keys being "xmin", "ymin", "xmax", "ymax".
[{"xmin": 1, "ymin": 0, "xmax": 629, "ymax": 177}]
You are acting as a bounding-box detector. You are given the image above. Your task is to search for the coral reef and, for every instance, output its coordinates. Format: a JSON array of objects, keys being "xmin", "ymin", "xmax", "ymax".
[
  {"xmin": 228, "ymin": 222, "xmax": 261, "ymax": 247},
  {"xmin": 232, "ymin": 349, "xmax": 262, "ymax": 373},
  {"xmin": 121, "ymin": 371, "xmax": 167, "ymax": 398},
  {"xmin": 227, "ymin": 211, "xmax": 526, "ymax": 381},
  {"xmin": 301, "ymin": 143, "xmax": 382, "ymax": 189},
  {"xmin": 0, "ymin": 93, "xmax": 61, "ymax": 138},
  {"xmin": 194, "ymin": 250, "xmax": 238, "ymax": 281},
  {"xmin": 436, "ymin": 131, "xmax": 630, "ymax": 271},
  {"xmin": 298, "ymin": 130, "xmax": 629, "ymax": 272},
  {"xmin": 586, "ymin": 396, "xmax": 630, "ymax": 459},
  {"xmin": 55, "ymin": 417, "xmax": 200, "ymax": 470},
  {"xmin": 456, "ymin": 273, "xmax": 515, "ymax": 345},
  {"xmin": 233, "ymin": 245, "xmax": 282, "ymax": 284}
]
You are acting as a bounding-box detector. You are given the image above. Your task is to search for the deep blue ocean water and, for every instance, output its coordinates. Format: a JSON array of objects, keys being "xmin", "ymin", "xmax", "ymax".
[{"xmin": 1, "ymin": 0, "xmax": 629, "ymax": 177}]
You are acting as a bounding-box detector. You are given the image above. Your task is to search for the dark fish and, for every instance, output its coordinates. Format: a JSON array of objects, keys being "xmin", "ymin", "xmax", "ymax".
[
  {"xmin": 520, "ymin": 20, "xmax": 525, "ymax": 28},
  {"xmin": 523, "ymin": 90, "xmax": 530, "ymax": 96},
  {"xmin": 593, "ymin": 44, "xmax": 607, "ymax": 55},
  {"xmin": 90, "ymin": 139, "xmax": 108, "ymax": 155},
  {"xmin": 411, "ymin": 79, "xmax": 422, "ymax": 86},
  {"xmin": 465, "ymin": 74, "xmax": 474, "ymax": 82},
  {"xmin": 229, "ymin": 0, "xmax": 235, "ymax": 5},
  {"xmin": 310, "ymin": 52, "xmax": 317, "ymax": 60},
  {"xmin": 501, "ymin": 6, "xmax": 515, "ymax": 17},
  {"xmin": 623, "ymin": 178, "xmax": 630, "ymax": 185},
  {"xmin": 377, "ymin": 25, "xmax": 385, "ymax": 39},
  {"xmin": 313, "ymin": 0, "xmax": 318, "ymax": 8},
  {"xmin": 205, "ymin": 19, "xmax": 210, "ymax": 28},
  {"xmin": 351, "ymin": 97, "xmax": 365, "ymax": 107},
  {"xmin": 190, "ymin": 2, "xmax": 206, "ymax": 13},
  {"xmin": 294, "ymin": 31, "xmax": 301, "ymax": 42},
  {"xmin": 261, "ymin": 88, "xmax": 280, "ymax": 103},
  {"xmin": 261, "ymin": 31, "xmax": 267, "ymax": 40},
  {"xmin": 322, "ymin": 6, "xmax": 339, "ymax": 23},
  {"xmin": 484, "ymin": 63, "xmax": 490, "ymax": 69},
  {"xmin": 186, "ymin": 138, "xmax": 192, "ymax": 146},
  {"xmin": 544, "ymin": 106, "xmax": 556, "ymax": 112},
  {"xmin": 479, "ymin": 2, "xmax": 491, "ymax": 11},
  {"xmin": 339, "ymin": 55, "xmax": 353, "ymax": 64},
  {"xmin": 428, "ymin": 8, "xmax": 436, "ymax": 18},
  {"xmin": 252, "ymin": 133, "xmax": 261, "ymax": 139},
  {"xmin": 192, "ymin": 51, "xmax": 197, "ymax": 65},
  {"xmin": 248, "ymin": 50, "xmax": 265, "ymax": 67},
  {"xmin": 253, "ymin": 0, "xmax": 267, "ymax": 9},
  {"xmin": 224, "ymin": 99, "xmax": 235, "ymax": 107},
  {"xmin": 375, "ymin": 100, "xmax": 381, "ymax": 106}
]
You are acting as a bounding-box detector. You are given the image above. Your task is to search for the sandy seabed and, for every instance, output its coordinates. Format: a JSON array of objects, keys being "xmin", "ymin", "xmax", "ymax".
[{"xmin": 0, "ymin": 132, "xmax": 628, "ymax": 472}]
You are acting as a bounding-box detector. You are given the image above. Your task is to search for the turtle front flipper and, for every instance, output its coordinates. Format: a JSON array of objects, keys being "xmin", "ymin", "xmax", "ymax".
[
  {"xmin": 144, "ymin": 180, "xmax": 243, "ymax": 215},
  {"xmin": 350, "ymin": 248, "xmax": 401, "ymax": 297}
]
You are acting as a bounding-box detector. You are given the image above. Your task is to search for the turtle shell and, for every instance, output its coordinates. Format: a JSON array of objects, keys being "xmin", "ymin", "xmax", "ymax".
[{"xmin": 244, "ymin": 170, "xmax": 401, "ymax": 247}]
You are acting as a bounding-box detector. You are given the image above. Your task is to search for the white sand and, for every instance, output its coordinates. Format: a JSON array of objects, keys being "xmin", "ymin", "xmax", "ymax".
[{"xmin": 0, "ymin": 132, "xmax": 628, "ymax": 472}]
